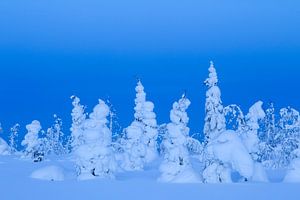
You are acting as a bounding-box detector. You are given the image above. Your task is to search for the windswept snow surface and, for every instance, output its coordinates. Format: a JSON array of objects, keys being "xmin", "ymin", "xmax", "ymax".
[
  {"xmin": 31, "ymin": 165, "xmax": 65, "ymax": 181},
  {"xmin": 0, "ymin": 156, "xmax": 299, "ymax": 200}
]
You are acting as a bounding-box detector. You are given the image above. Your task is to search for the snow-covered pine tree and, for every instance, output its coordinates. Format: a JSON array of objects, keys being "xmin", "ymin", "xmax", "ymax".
[
  {"xmin": 242, "ymin": 101, "xmax": 266, "ymax": 160},
  {"xmin": 204, "ymin": 61, "xmax": 226, "ymax": 143},
  {"xmin": 21, "ymin": 120, "xmax": 44, "ymax": 162},
  {"xmin": 277, "ymin": 107, "xmax": 300, "ymax": 167},
  {"xmin": 45, "ymin": 115, "xmax": 65, "ymax": 156},
  {"xmin": 75, "ymin": 100, "xmax": 117, "ymax": 180},
  {"xmin": 143, "ymin": 101, "xmax": 158, "ymax": 163},
  {"xmin": 121, "ymin": 80, "xmax": 158, "ymax": 170},
  {"xmin": 258, "ymin": 103, "xmax": 279, "ymax": 168},
  {"xmin": 224, "ymin": 104, "xmax": 246, "ymax": 132},
  {"xmin": 9, "ymin": 123, "xmax": 20, "ymax": 153},
  {"xmin": 70, "ymin": 96, "xmax": 87, "ymax": 151},
  {"xmin": 121, "ymin": 80, "xmax": 147, "ymax": 170},
  {"xmin": 0, "ymin": 123, "xmax": 10, "ymax": 155},
  {"xmin": 264, "ymin": 103, "xmax": 276, "ymax": 143},
  {"xmin": 159, "ymin": 94, "xmax": 199, "ymax": 183}
]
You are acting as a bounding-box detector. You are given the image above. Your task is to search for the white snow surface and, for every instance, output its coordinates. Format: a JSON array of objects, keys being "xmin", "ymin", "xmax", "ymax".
[
  {"xmin": 31, "ymin": 165, "xmax": 65, "ymax": 181},
  {"xmin": 284, "ymin": 158, "xmax": 300, "ymax": 183},
  {"xmin": 0, "ymin": 156, "xmax": 299, "ymax": 200}
]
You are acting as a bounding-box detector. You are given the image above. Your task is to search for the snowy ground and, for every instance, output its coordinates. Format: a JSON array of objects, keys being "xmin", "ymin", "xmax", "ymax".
[{"xmin": 0, "ymin": 156, "xmax": 299, "ymax": 200}]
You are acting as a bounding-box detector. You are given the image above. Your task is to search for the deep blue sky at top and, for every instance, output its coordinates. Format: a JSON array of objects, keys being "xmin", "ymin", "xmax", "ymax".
[{"xmin": 0, "ymin": 0, "xmax": 299, "ymax": 137}]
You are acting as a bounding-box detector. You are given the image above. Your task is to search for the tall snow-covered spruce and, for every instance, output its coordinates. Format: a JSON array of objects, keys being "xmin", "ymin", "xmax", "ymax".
[
  {"xmin": 75, "ymin": 100, "xmax": 116, "ymax": 180},
  {"xmin": 121, "ymin": 80, "xmax": 158, "ymax": 171},
  {"xmin": 159, "ymin": 94, "xmax": 200, "ymax": 183},
  {"xmin": 204, "ymin": 61, "xmax": 226, "ymax": 143},
  {"xmin": 70, "ymin": 96, "xmax": 87, "ymax": 151},
  {"xmin": 45, "ymin": 115, "xmax": 65, "ymax": 156}
]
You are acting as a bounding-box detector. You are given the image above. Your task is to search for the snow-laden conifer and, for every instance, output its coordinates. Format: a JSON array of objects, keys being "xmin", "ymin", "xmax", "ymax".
[
  {"xmin": 9, "ymin": 123, "xmax": 20, "ymax": 153},
  {"xmin": 159, "ymin": 94, "xmax": 199, "ymax": 183},
  {"xmin": 21, "ymin": 120, "xmax": 44, "ymax": 162},
  {"xmin": 70, "ymin": 96, "xmax": 87, "ymax": 151},
  {"xmin": 204, "ymin": 61, "xmax": 226, "ymax": 142},
  {"xmin": 75, "ymin": 100, "xmax": 117, "ymax": 180},
  {"xmin": 122, "ymin": 80, "xmax": 158, "ymax": 170}
]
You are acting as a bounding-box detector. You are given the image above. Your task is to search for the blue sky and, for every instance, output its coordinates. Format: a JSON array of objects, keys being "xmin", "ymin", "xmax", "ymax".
[{"xmin": 0, "ymin": 0, "xmax": 299, "ymax": 138}]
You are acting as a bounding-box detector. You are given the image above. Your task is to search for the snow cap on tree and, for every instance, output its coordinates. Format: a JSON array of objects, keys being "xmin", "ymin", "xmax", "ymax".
[
  {"xmin": 205, "ymin": 61, "xmax": 218, "ymax": 87},
  {"xmin": 134, "ymin": 80, "xmax": 146, "ymax": 121}
]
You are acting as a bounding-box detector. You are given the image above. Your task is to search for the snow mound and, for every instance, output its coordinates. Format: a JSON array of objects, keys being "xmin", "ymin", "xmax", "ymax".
[
  {"xmin": 207, "ymin": 130, "xmax": 254, "ymax": 179},
  {"xmin": 284, "ymin": 158, "xmax": 300, "ymax": 183},
  {"xmin": 0, "ymin": 138, "xmax": 10, "ymax": 155},
  {"xmin": 30, "ymin": 166, "xmax": 65, "ymax": 181},
  {"xmin": 158, "ymin": 162, "xmax": 200, "ymax": 183},
  {"xmin": 252, "ymin": 162, "xmax": 269, "ymax": 182}
]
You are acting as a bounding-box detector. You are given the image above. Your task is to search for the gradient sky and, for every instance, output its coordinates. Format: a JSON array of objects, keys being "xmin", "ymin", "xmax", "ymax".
[{"xmin": 0, "ymin": 0, "xmax": 299, "ymax": 139}]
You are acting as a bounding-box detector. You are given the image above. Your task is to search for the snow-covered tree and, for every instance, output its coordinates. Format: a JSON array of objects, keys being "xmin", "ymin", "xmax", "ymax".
[
  {"xmin": 121, "ymin": 80, "xmax": 158, "ymax": 170},
  {"xmin": 262, "ymin": 103, "xmax": 276, "ymax": 143},
  {"xmin": 202, "ymin": 130, "xmax": 255, "ymax": 183},
  {"xmin": 204, "ymin": 61, "xmax": 226, "ymax": 143},
  {"xmin": 45, "ymin": 115, "xmax": 65, "ymax": 156},
  {"xmin": 284, "ymin": 148, "xmax": 300, "ymax": 182},
  {"xmin": 224, "ymin": 104, "xmax": 246, "ymax": 132},
  {"xmin": 0, "ymin": 123, "xmax": 10, "ymax": 155},
  {"xmin": 159, "ymin": 94, "xmax": 199, "ymax": 183},
  {"xmin": 9, "ymin": 123, "xmax": 20, "ymax": 153},
  {"xmin": 143, "ymin": 101, "xmax": 158, "ymax": 163},
  {"xmin": 70, "ymin": 96, "xmax": 87, "ymax": 151},
  {"xmin": 276, "ymin": 107, "xmax": 300, "ymax": 168},
  {"xmin": 241, "ymin": 101, "xmax": 265, "ymax": 160},
  {"xmin": 0, "ymin": 137, "xmax": 10, "ymax": 156},
  {"xmin": 75, "ymin": 100, "xmax": 117, "ymax": 180},
  {"xmin": 21, "ymin": 120, "xmax": 44, "ymax": 162}
]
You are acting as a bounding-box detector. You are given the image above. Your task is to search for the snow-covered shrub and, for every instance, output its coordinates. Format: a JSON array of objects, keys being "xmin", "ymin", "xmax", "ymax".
[
  {"xmin": 202, "ymin": 161, "xmax": 232, "ymax": 183},
  {"xmin": 21, "ymin": 120, "xmax": 44, "ymax": 162},
  {"xmin": 204, "ymin": 61, "xmax": 226, "ymax": 143},
  {"xmin": 203, "ymin": 130, "xmax": 254, "ymax": 183},
  {"xmin": 75, "ymin": 100, "xmax": 117, "ymax": 180},
  {"xmin": 159, "ymin": 94, "xmax": 200, "ymax": 183},
  {"xmin": 186, "ymin": 137, "xmax": 204, "ymax": 155},
  {"xmin": 9, "ymin": 123, "xmax": 20, "ymax": 153}
]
